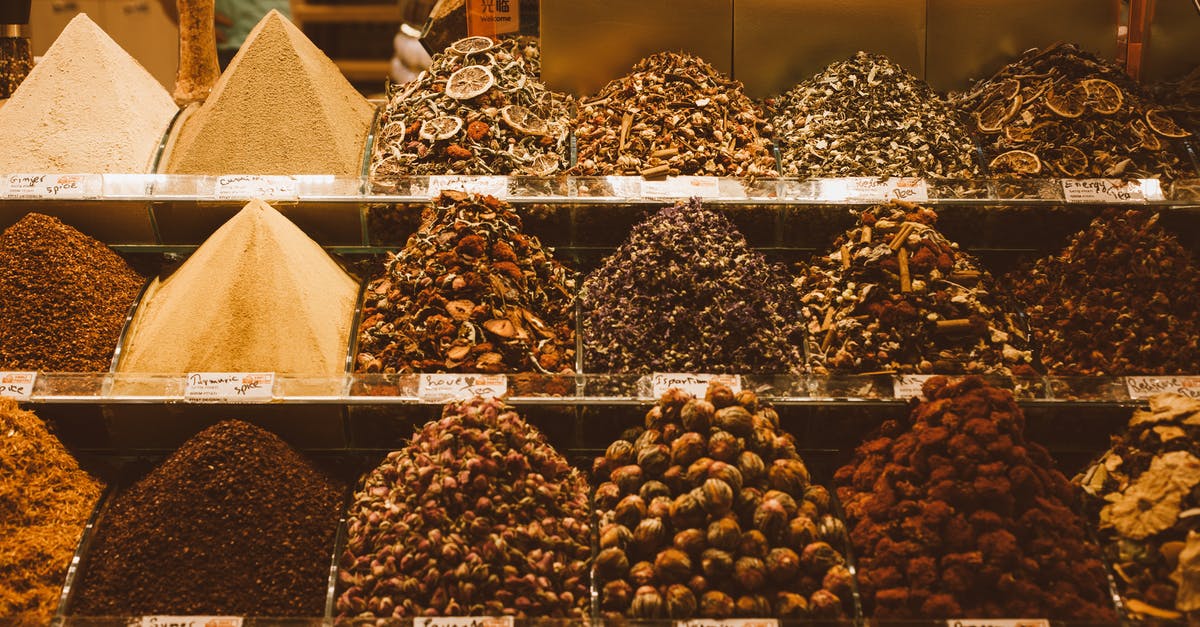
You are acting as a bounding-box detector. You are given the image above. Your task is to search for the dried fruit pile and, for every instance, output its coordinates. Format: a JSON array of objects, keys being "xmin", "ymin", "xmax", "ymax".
[
  {"xmin": 1080, "ymin": 394, "xmax": 1200, "ymax": 621},
  {"xmin": 795, "ymin": 201, "xmax": 1034, "ymax": 376},
  {"xmin": 593, "ymin": 384, "xmax": 853, "ymax": 620},
  {"xmin": 337, "ymin": 397, "xmax": 591, "ymax": 618},
  {"xmin": 835, "ymin": 376, "xmax": 1116, "ymax": 619},
  {"xmin": 356, "ymin": 192, "xmax": 576, "ymax": 374},
  {"xmin": 771, "ymin": 52, "xmax": 982, "ymax": 179},
  {"xmin": 371, "ymin": 36, "xmax": 569, "ymax": 184},
  {"xmin": 955, "ymin": 43, "xmax": 1192, "ymax": 179},
  {"xmin": 581, "ymin": 200, "xmax": 802, "ymax": 374},
  {"xmin": 571, "ymin": 52, "xmax": 777, "ymax": 178},
  {"xmin": 1005, "ymin": 209, "xmax": 1200, "ymax": 375}
]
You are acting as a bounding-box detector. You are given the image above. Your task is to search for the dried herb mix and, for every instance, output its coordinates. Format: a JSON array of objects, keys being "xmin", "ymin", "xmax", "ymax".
[
  {"xmin": 1152, "ymin": 65, "xmax": 1200, "ymax": 138},
  {"xmin": 581, "ymin": 200, "xmax": 802, "ymax": 374},
  {"xmin": 835, "ymin": 377, "xmax": 1116, "ymax": 619},
  {"xmin": 72, "ymin": 420, "xmax": 344, "ymax": 616},
  {"xmin": 337, "ymin": 397, "xmax": 591, "ymax": 618},
  {"xmin": 0, "ymin": 36, "xmax": 31, "ymax": 99},
  {"xmin": 572, "ymin": 51, "xmax": 777, "ymax": 178},
  {"xmin": 0, "ymin": 399, "xmax": 104, "ymax": 622},
  {"xmin": 1, "ymin": 213, "xmax": 144, "ymax": 372},
  {"xmin": 771, "ymin": 52, "xmax": 982, "ymax": 179}
]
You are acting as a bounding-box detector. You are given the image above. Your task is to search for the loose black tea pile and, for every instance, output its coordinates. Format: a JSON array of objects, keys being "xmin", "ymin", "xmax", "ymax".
[
  {"xmin": 771, "ymin": 52, "xmax": 981, "ymax": 179},
  {"xmin": 72, "ymin": 420, "xmax": 344, "ymax": 616},
  {"xmin": 581, "ymin": 200, "xmax": 802, "ymax": 374}
]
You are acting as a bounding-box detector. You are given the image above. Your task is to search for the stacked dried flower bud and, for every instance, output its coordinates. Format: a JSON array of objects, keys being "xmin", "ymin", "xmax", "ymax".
[
  {"xmin": 796, "ymin": 201, "xmax": 1034, "ymax": 376},
  {"xmin": 835, "ymin": 376, "xmax": 1116, "ymax": 619},
  {"xmin": 356, "ymin": 192, "xmax": 576, "ymax": 374},
  {"xmin": 581, "ymin": 200, "xmax": 803, "ymax": 374},
  {"xmin": 337, "ymin": 397, "xmax": 591, "ymax": 618},
  {"xmin": 593, "ymin": 384, "xmax": 852, "ymax": 620},
  {"xmin": 771, "ymin": 52, "xmax": 981, "ymax": 179},
  {"xmin": 571, "ymin": 51, "xmax": 777, "ymax": 178},
  {"xmin": 1079, "ymin": 394, "xmax": 1200, "ymax": 621}
]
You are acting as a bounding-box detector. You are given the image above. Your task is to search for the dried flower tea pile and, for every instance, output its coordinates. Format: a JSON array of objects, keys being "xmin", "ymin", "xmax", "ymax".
[
  {"xmin": 1079, "ymin": 394, "xmax": 1200, "ymax": 621},
  {"xmin": 571, "ymin": 51, "xmax": 777, "ymax": 178},
  {"xmin": 337, "ymin": 397, "xmax": 591, "ymax": 618},
  {"xmin": 835, "ymin": 376, "xmax": 1116, "ymax": 619},
  {"xmin": 370, "ymin": 36, "xmax": 568, "ymax": 185},
  {"xmin": 795, "ymin": 201, "xmax": 1033, "ymax": 376},
  {"xmin": 593, "ymin": 384, "xmax": 853, "ymax": 620},
  {"xmin": 771, "ymin": 52, "xmax": 981, "ymax": 179},
  {"xmin": 955, "ymin": 43, "xmax": 1192, "ymax": 179},
  {"xmin": 581, "ymin": 200, "xmax": 802, "ymax": 374},
  {"xmin": 357, "ymin": 192, "xmax": 575, "ymax": 374}
]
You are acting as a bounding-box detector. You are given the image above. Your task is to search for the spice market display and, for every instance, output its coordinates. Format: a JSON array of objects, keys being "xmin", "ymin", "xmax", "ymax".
[
  {"xmin": 771, "ymin": 52, "xmax": 982, "ymax": 179},
  {"xmin": 336, "ymin": 397, "xmax": 591, "ymax": 618},
  {"xmin": 834, "ymin": 376, "xmax": 1117, "ymax": 619},
  {"xmin": 1005, "ymin": 209, "xmax": 1200, "ymax": 376},
  {"xmin": 1079, "ymin": 394, "xmax": 1200, "ymax": 622},
  {"xmin": 592, "ymin": 383, "xmax": 854, "ymax": 620},
  {"xmin": 571, "ymin": 51, "xmax": 777, "ymax": 178},
  {"xmin": 795, "ymin": 200, "xmax": 1034, "ymax": 376}
]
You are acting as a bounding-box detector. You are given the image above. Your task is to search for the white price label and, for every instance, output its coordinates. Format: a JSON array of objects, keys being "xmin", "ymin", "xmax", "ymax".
[
  {"xmin": 2, "ymin": 173, "xmax": 102, "ymax": 199},
  {"xmin": 417, "ymin": 618, "xmax": 514, "ymax": 627},
  {"xmin": 136, "ymin": 617, "xmax": 243, "ymax": 627},
  {"xmin": 640, "ymin": 176, "xmax": 722, "ymax": 199},
  {"xmin": 680, "ymin": 619, "xmax": 779, "ymax": 627},
  {"xmin": 428, "ymin": 176, "xmax": 509, "ymax": 199},
  {"xmin": 947, "ymin": 619, "xmax": 1049, "ymax": 627},
  {"xmin": 1061, "ymin": 179, "xmax": 1147, "ymax": 203},
  {"xmin": 214, "ymin": 175, "xmax": 297, "ymax": 201},
  {"xmin": 821, "ymin": 177, "xmax": 929, "ymax": 202},
  {"xmin": 184, "ymin": 373, "xmax": 275, "ymax": 402},
  {"xmin": 418, "ymin": 373, "xmax": 507, "ymax": 402},
  {"xmin": 650, "ymin": 373, "xmax": 742, "ymax": 399},
  {"xmin": 0, "ymin": 372, "xmax": 37, "ymax": 401},
  {"xmin": 893, "ymin": 374, "xmax": 938, "ymax": 399},
  {"xmin": 1127, "ymin": 376, "xmax": 1200, "ymax": 400}
]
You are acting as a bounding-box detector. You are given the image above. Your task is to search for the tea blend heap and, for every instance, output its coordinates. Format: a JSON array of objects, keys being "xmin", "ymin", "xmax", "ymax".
[
  {"xmin": 0, "ymin": 14, "xmax": 177, "ymax": 173},
  {"xmin": 572, "ymin": 51, "xmax": 777, "ymax": 178},
  {"xmin": 337, "ymin": 397, "xmax": 591, "ymax": 618},
  {"xmin": 955, "ymin": 43, "xmax": 1192, "ymax": 179},
  {"xmin": 73, "ymin": 420, "xmax": 343, "ymax": 615},
  {"xmin": 357, "ymin": 192, "xmax": 575, "ymax": 374},
  {"xmin": 370, "ymin": 36, "xmax": 568, "ymax": 184},
  {"xmin": 0, "ymin": 399, "xmax": 103, "ymax": 622},
  {"xmin": 592, "ymin": 384, "xmax": 852, "ymax": 620},
  {"xmin": 166, "ymin": 10, "xmax": 373, "ymax": 175},
  {"xmin": 772, "ymin": 52, "xmax": 981, "ymax": 179},
  {"xmin": 1152, "ymin": 65, "xmax": 1200, "ymax": 138},
  {"xmin": 1079, "ymin": 394, "xmax": 1200, "ymax": 621},
  {"xmin": 581, "ymin": 200, "xmax": 802, "ymax": 374},
  {"xmin": 118, "ymin": 200, "xmax": 359, "ymax": 378},
  {"xmin": 834, "ymin": 376, "xmax": 1116, "ymax": 619},
  {"xmin": 796, "ymin": 201, "xmax": 1033, "ymax": 376},
  {"xmin": 0, "ymin": 213, "xmax": 144, "ymax": 372}
]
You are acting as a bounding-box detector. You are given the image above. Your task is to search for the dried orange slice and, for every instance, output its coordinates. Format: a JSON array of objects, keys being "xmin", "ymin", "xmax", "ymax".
[
  {"xmin": 446, "ymin": 65, "xmax": 495, "ymax": 100},
  {"xmin": 1046, "ymin": 82, "xmax": 1087, "ymax": 118},
  {"xmin": 1146, "ymin": 108, "xmax": 1191, "ymax": 138},
  {"xmin": 419, "ymin": 116, "xmax": 463, "ymax": 141},
  {"xmin": 977, "ymin": 94, "xmax": 1021, "ymax": 133},
  {"xmin": 450, "ymin": 36, "xmax": 495, "ymax": 55},
  {"xmin": 501, "ymin": 105, "xmax": 548, "ymax": 135},
  {"xmin": 989, "ymin": 149, "xmax": 1042, "ymax": 175},
  {"xmin": 526, "ymin": 154, "xmax": 560, "ymax": 176},
  {"xmin": 1082, "ymin": 78, "xmax": 1123, "ymax": 114},
  {"xmin": 996, "ymin": 78, "xmax": 1021, "ymax": 101},
  {"xmin": 1055, "ymin": 145, "xmax": 1089, "ymax": 176}
]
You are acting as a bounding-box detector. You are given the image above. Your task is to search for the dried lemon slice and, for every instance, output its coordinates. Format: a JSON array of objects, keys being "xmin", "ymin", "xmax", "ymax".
[
  {"xmin": 501, "ymin": 105, "xmax": 549, "ymax": 135},
  {"xmin": 1055, "ymin": 145, "xmax": 1089, "ymax": 176},
  {"xmin": 989, "ymin": 149, "xmax": 1041, "ymax": 175},
  {"xmin": 1046, "ymin": 82, "xmax": 1087, "ymax": 118},
  {"xmin": 996, "ymin": 78, "xmax": 1021, "ymax": 102},
  {"xmin": 446, "ymin": 65, "xmax": 495, "ymax": 100},
  {"xmin": 419, "ymin": 116, "xmax": 463, "ymax": 141},
  {"xmin": 1146, "ymin": 108, "xmax": 1191, "ymax": 138},
  {"xmin": 1082, "ymin": 78, "xmax": 1123, "ymax": 114},
  {"xmin": 450, "ymin": 36, "xmax": 495, "ymax": 55},
  {"xmin": 977, "ymin": 94, "xmax": 1021, "ymax": 133}
]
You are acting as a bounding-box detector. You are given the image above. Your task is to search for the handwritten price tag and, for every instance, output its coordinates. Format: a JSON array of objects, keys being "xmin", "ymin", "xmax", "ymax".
[
  {"xmin": 2, "ymin": 173, "xmax": 102, "ymax": 199},
  {"xmin": 1127, "ymin": 376, "xmax": 1200, "ymax": 400},
  {"xmin": 184, "ymin": 373, "xmax": 275, "ymax": 403},
  {"xmin": 214, "ymin": 175, "xmax": 298, "ymax": 201},
  {"xmin": 428, "ymin": 176, "xmax": 509, "ymax": 199},
  {"xmin": 893, "ymin": 374, "xmax": 941, "ymax": 399},
  {"xmin": 1061, "ymin": 179, "xmax": 1147, "ymax": 203},
  {"xmin": 417, "ymin": 374, "xmax": 507, "ymax": 402},
  {"xmin": 417, "ymin": 618, "xmax": 514, "ymax": 627},
  {"xmin": 136, "ymin": 617, "xmax": 243, "ymax": 627},
  {"xmin": 640, "ymin": 176, "xmax": 722, "ymax": 199},
  {"xmin": 0, "ymin": 372, "xmax": 37, "ymax": 401},
  {"xmin": 825, "ymin": 177, "xmax": 929, "ymax": 202},
  {"xmin": 946, "ymin": 619, "xmax": 1049, "ymax": 627},
  {"xmin": 650, "ymin": 373, "xmax": 742, "ymax": 399},
  {"xmin": 680, "ymin": 619, "xmax": 779, "ymax": 627}
]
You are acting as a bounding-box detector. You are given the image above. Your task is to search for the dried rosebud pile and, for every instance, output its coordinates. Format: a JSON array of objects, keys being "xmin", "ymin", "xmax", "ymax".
[
  {"xmin": 955, "ymin": 43, "xmax": 1192, "ymax": 179},
  {"xmin": 1079, "ymin": 394, "xmax": 1200, "ymax": 621},
  {"xmin": 571, "ymin": 51, "xmax": 777, "ymax": 178},
  {"xmin": 834, "ymin": 376, "xmax": 1116, "ymax": 619},
  {"xmin": 1005, "ymin": 209, "xmax": 1200, "ymax": 375},
  {"xmin": 795, "ymin": 201, "xmax": 1034, "ymax": 376},
  {"xmin": 593, "ymin": 384, "xmax": 853, "ymax": 620},
  {"xmin": 370, "ymin": 36, "xmax": 569, "ymax": 185},
  {"xmin": 581, "ymin": 200, "xmax": 802, "ymax": 374},
  {"xmin": 771, "ymin": 52, "xmax": 982, "ymax": 179},
  {"xmin": 337, "ymin": 397, "xmax": 591, "ymax": 618},
  {"xmin": 356, "ymin": 192, "xmax": 576, "ymax": 374}
]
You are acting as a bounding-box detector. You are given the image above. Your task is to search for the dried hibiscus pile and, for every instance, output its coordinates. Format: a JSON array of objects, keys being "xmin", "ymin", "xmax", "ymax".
[
  {"xmin": 795, "ymin": 201, "xmax": 1034, "ymax": 376},
  {"xmin": 834, "ymin": 376, "xmax": 1116, "ymax": 619},
  {"xmin": 1005, "ymin": 209, "xmax": 1200, "ymax": 375},
  {"xmin": 1079, "ymin": 394, "xmax": 1200, "ymax": 621},
  {"xmin": 337, "ymin": 397, "xmax": 591, "ymax": 618},
  {"xmin": 356, "ymin": 192, "xmax": 576, "ymax": 374},
  {"xmin": 592, "ymin": 384, "xmax": 853, "ymax": 620}
]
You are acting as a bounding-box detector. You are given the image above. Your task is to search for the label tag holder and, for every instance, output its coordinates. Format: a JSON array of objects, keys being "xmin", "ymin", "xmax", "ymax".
[
  {"xmin": 417, "ymin": 373, "xmax": 508, "ymax": 402},
  {"xmin": 214, "ymin": 175, "xmax": 298, "ymax": 201},
  {"xmin": 1127, "ymin": 376, "xmax": 1200, "ymax": 400},
  {"xmin": 428, "ymin": 175, "xmax": 509, "ymax": 199},
  {"xmin": 0, "ymin": 371, "xmax": 37, "ymax": 401},
  {"xmin": 2, "ymin": 173, "xmax": 103, "ymax": 199},
  {"xmin": 184, "ymin": 373, "xmax": 275, "ymax": 403},
  {"xmin": 648, "ymin": 373, "xmax": 742, "ymax": 399}
]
